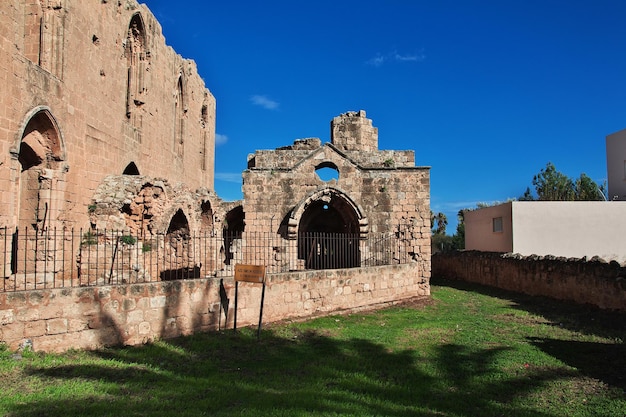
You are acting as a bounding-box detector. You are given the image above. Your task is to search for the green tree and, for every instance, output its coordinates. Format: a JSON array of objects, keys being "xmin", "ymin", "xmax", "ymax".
[
  {"xmin": 574, "ymin": 173, "xmax": 606, "ymax": 201},
  {"xmin": 532, "ymin": 162, "xmax": 575, "ymax": 201},
  {"xmin": 519, "ymin": 187, "xmax": 534, "ymax": 201},
  {"xmin": 522, "ymin": 162, "xmax": 606, "ymax": 201},
  {"xmin": 450, "ymin": 209, "xmax": 466, "ymax": 250},
  {"xmin": 430, "ymin": 211, "xmax": 448, "ymax": 235}
]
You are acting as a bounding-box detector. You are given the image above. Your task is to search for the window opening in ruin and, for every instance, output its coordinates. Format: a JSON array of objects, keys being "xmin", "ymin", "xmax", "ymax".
[
  {"xmin": 223, "ymin": 206, "xmax": 245, "ymax": 265},
  {"xmin": 125, "ymin": 13, "xmax": 148, "ymax": 120},
  {"xmin": 200, "ymin": 104, "xmax": 208, "ymax": 171},
  {"xmin": 200, "ymin": 200, "xmax": 214, "ymax": 231},
  {"xmin": 162, "ymin": 209, "xmax": 196, "ymax": 280},
  {"xmin": 174, "ymin": 76, "xmax": 185, "ymax": 157},
  {"xmin": 298, "ymin": 196, "xmax": 360, "ymax": 269},
  {"xmin": 315, "ymin": 162, "xmax": 339, "ymax": 182},
  {"xmin": 122, "ymin": 162, "xmax": 140, "ymax": 175}
]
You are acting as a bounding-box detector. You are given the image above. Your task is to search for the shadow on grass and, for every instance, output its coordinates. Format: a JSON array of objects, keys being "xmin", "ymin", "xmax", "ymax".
[
  {"xmin": 14, "ymin": 328, "xmax": 568, "ymax": 417},
  {"xmin": 431, "ymin": 276, "xmax": 626, "ymax": 339},
  {"xmin": 528, "ymin": 338, "xmax": 626, "ymax": 390},
  {"xmin": 432, "ymin": 276, "xmax": 626, "ymax": 391}
]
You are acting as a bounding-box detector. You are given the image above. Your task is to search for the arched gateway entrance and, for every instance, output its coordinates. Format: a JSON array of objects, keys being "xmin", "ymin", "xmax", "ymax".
[{"xmin": 289, "ymin": 188, "xmax": 367, "ymax": 270}]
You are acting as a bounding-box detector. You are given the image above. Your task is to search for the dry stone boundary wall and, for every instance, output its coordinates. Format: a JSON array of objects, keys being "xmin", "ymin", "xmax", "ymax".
[
  {"xmin": 432, "ymin": 251, "xmax": 626, "ymax": 311},
  {"xmin": 0, "ymin": 263, "xmax": 429, "ymax": 352}
]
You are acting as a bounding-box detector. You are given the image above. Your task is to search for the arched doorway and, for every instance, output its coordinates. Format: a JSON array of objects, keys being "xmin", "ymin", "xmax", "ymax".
[
  {"xmin": 161, "ymin": 209, "xmax": 197, "ymax": 279},
  {"xmin": 12, "ymin": 107, "xmax": 65, "ymax": 276},
  {"xmin": 222, "ymin": 206, "xmax": 244, "ymax": 265},
  {"xmin": 293, "ymin": 188, "xmax": 366, "ymax": 269},
  {"xmin": 17, "ymin": 108, "xmax": 64, "ymax": 231}
]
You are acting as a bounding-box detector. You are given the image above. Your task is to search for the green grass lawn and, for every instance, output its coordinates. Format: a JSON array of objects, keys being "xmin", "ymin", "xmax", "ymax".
[{"xmin": 1, "ymin": 277, "xmax": 624, "ymax": 417}]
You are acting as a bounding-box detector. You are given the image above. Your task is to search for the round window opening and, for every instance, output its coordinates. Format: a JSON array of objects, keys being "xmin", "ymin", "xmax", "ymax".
[{"xmin": 315, "ymin": 163, "xmax": 339, "ymax": 182}]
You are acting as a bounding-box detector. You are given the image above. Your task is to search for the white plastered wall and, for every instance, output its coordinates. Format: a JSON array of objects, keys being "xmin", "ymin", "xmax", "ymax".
[{"xmin": 511, "ymin": 201, "xmax": 626, "ymax": 263}]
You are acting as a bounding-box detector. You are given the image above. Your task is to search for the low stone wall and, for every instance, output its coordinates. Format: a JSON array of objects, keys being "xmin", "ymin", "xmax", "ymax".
[
  {"xmin": 432, "ymin": 251, "xmax": 626, "ymax": 310},
  {"xmin": 0, "ymin": 263, "xmax": 428, "ymax": 352}
]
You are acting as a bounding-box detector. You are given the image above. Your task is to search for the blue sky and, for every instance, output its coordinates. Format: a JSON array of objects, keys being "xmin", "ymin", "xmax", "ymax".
[{"xmin": 143, "ymin": 0, "xmax": 626, "ymax": 233}]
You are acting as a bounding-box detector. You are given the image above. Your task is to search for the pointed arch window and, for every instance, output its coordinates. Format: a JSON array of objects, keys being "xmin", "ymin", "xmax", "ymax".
[
  {"xmin": 174, "ymin": 75, "xmax": 185, "ymax": 157},
  {"xmin": 122, "ymin": 162, "xmax": 140, "ymax": 175},
  {"xmin": 200, "ymin": 103, "xmax": 209, "ymax": 170},
  {"xmin": 125, "ymin": 13, "xmax": 149, "ymax": 120}
]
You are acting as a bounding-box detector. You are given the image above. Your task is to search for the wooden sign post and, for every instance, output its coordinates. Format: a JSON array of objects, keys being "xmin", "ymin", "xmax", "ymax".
[{"xmin": 233, "ymin": 264, "xmax": 267, "ymax": 339}]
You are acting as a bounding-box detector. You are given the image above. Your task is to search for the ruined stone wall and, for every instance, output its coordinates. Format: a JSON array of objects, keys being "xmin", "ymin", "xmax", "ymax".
[
  {"xmin": 432, "ymin": 251, "xmax": 626, "ymax": 311},
  {"xmin": 0, "ymin": 262, "xmax": 429, "ymax": 352},
  {"xmin": 0, "ymin": 0, "xmax": 216, "ymax": 231},
  {"xmin": 243, "ymin": 112, "xmax": 431, "ymax": 274},
  {"xmin": 331, "ymin": 110, "xmax": 378, "ymax": 152}
]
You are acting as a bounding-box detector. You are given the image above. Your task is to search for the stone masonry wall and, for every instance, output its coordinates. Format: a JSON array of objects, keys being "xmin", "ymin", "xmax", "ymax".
[
  {"xmin": 244, "ymin": 113, "xmax": 430, "ymax": 241},
  {"xmin": 0, "ymin": 262, "xmax": 429, "ymax": 352},
  {"xmin": 432, "ymin": 251, "xmax": 626, "ymax": 311},
  {"xmin": 0, "ymin": 0, "xmax": 216, "ymax": 230},
  {"xmin": 242, "ymin": 111, "xmax": 431, "ymax": 281}
]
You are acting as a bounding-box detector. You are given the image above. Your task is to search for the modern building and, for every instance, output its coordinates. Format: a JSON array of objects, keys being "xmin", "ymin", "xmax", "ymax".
[{"xmin": 465, "ymin": 201, "xmax": 626, "ymax": 263}]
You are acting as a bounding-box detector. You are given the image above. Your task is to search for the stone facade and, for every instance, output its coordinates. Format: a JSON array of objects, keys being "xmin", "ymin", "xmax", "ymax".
[
  {"xmin": 243, "ymin": 110, "xmax": 431, "ymax": 273},
  {"xmin": 0, "ymin": 2, "xmax": 433, "ymax": 352},
  {"xmin": 0, "ymin": 0, "xmax": 216, "ymax": 232}
]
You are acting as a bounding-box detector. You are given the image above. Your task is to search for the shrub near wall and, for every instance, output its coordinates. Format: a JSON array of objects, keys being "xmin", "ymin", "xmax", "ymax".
[
  {"xmin": 432, "ymin": 251, "xmax": 626, "ymax": 311},
  {"xmin": 0, "ymin": 263, "xmax": 429, "ymax": 352}
]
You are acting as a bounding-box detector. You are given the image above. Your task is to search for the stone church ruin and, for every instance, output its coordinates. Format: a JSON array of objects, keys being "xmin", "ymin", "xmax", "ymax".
[{"xmin": 0, "ymin": 1, "xmax": 431, "ymax": 351}]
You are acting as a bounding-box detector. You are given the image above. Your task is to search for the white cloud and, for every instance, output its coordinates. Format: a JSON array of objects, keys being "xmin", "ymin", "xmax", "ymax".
[
  {"xmin": 250, "ymin": 95, "xmax": 279, "ymax": 110},
  {"xmin": 215, "ymin": 133, "xmax": 228, "ymax": 146},
  {"xmin": 367, "ymin": 49, "xmax": 426, "ymax": 67},
  {"xmin": 215, "ymin": 173, "xmax": 242, "ymax": 183},
  {"xmin": 367, "ymin": 54, "xmax": 387, "ymax": 67}
]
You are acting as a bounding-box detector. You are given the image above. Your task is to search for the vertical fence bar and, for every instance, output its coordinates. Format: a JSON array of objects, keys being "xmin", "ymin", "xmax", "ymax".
[
  {"xmin": 33, "ymin": 227, "xmax": 38, "ymax": 289},
  {"xmin": 21, "ymin": 228, "xmax": 26, "ymax": 290},
  {"xmin": 68, "ymin": 228, "xmax": 72, "ymax": 287},
  {"xmin": 52, "ymin": 228, "xmax": 56, "ymax": 288},
  {"xmin": 2, "ymin": 227, "xmax": 6, "ymax": 292}
]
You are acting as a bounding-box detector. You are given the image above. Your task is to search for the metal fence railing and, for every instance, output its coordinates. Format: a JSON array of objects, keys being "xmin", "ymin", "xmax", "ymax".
[{"xmin": 0, "ymin": 226, "xmax": 414, "ymax": 292}]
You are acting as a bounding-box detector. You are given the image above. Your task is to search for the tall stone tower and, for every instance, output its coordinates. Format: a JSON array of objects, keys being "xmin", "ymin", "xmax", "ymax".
[{"xmin": 330, "ymin": 110, "xmax": 378, "ymax": 152}]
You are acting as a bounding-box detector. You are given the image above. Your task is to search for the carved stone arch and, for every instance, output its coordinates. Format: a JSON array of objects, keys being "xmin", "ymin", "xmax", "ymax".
[
  {"xmin": 13, "ymin": 107, "xmax": 66, "ymax": 231},
  {"xmin": 14, "ymin": 106, "xmax": 66, "ymax": 162},
  {"xmin": 125, "ymin": 12, "xmax": 149, "ymax": 120},
  {"xmin": 287, "ymin": 186, "xmax": 368, "ymax": 240},
  {"xmin": 155, "ymin": 201, "xmax": 194, "ymax": 235},
  {"xmin": 126, "ymin": 12, "xmax": 146, "ymax": 59}
]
